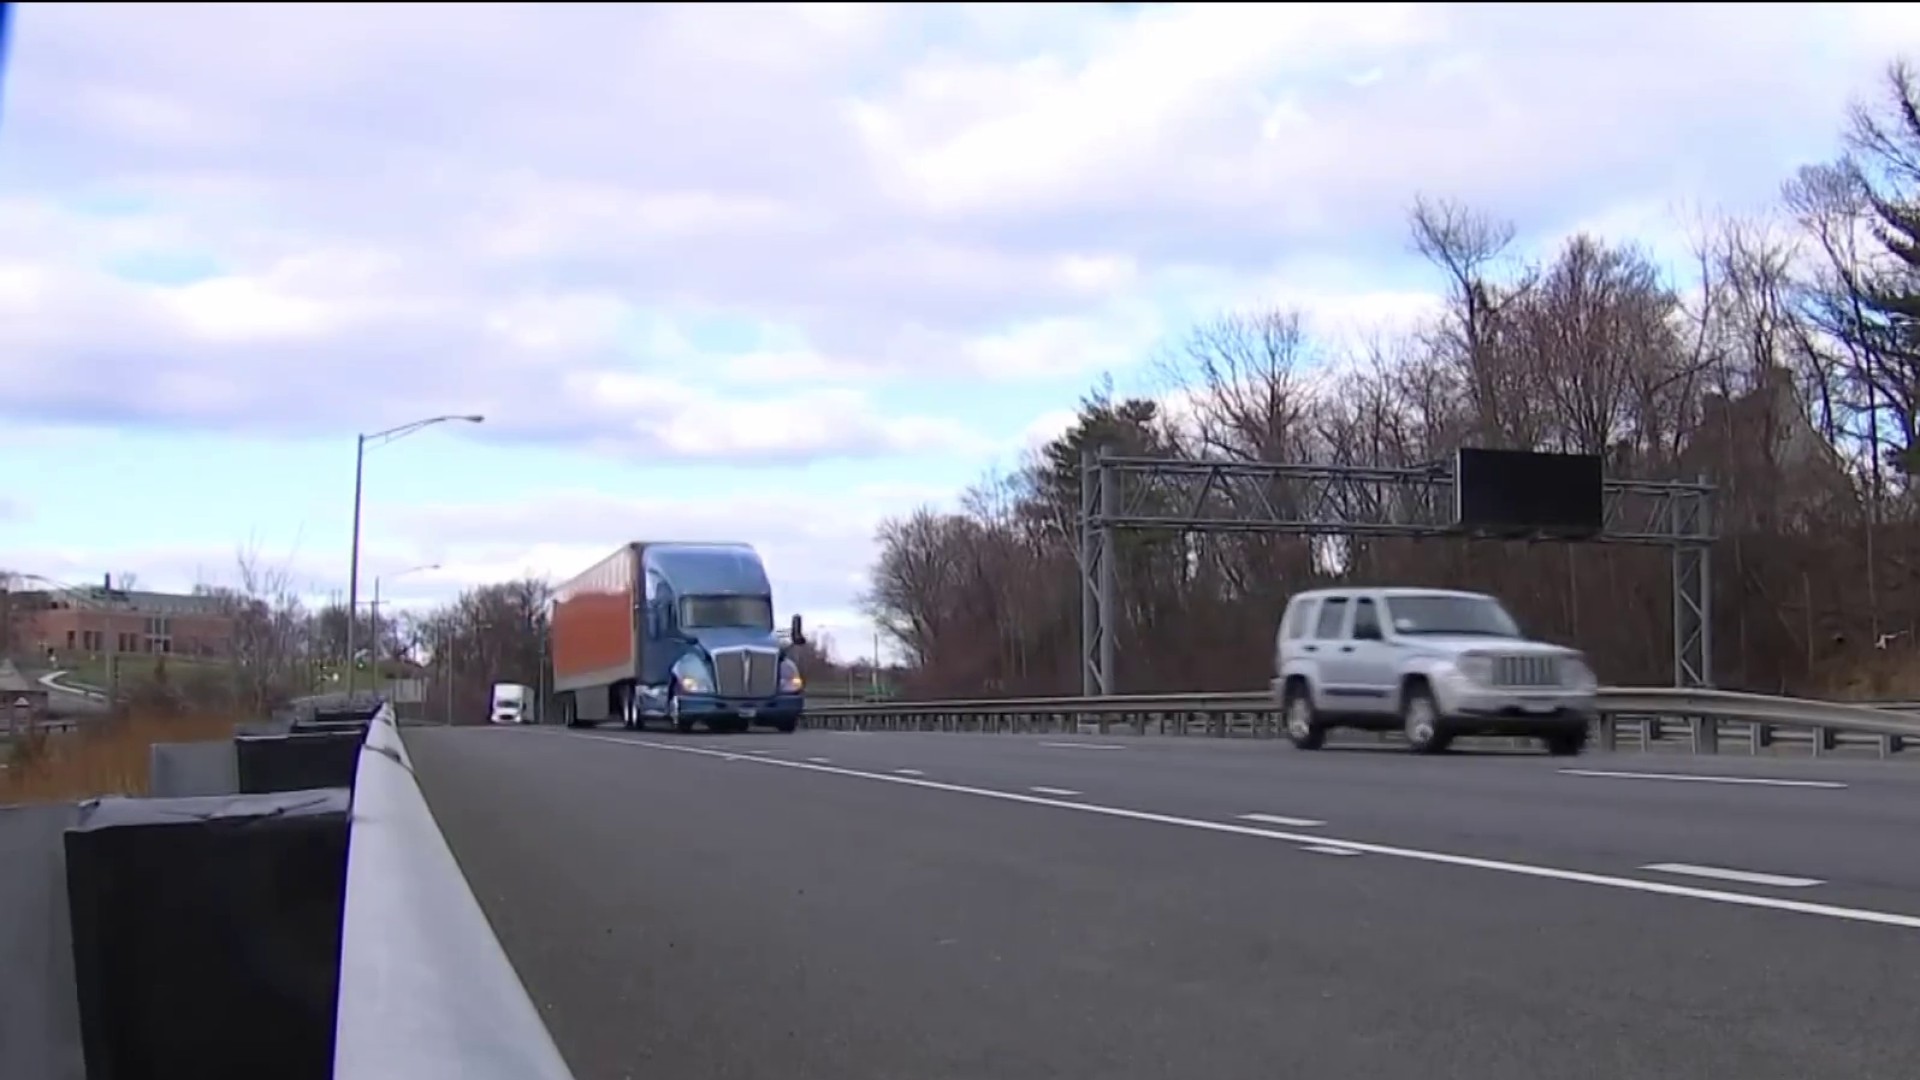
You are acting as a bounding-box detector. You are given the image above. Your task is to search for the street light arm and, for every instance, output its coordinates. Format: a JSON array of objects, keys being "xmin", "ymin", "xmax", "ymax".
[{"xmin": 362, "ymin": 413, "xmax": 486, "ymax": 447}]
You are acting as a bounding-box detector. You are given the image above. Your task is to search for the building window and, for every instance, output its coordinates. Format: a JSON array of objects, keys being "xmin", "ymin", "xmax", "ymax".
[
  {"xmin": 146, "ymin": 616, "xmax": 171, "ymax": 636},
  {"xmin": 146, "ymin": 636, "xmax": 172, "ymax": 654},
  {"xmin": 66, "ymin": 630, "xmax": 76, "ymax": 649},
  {"xmin": 82, "ymin": 630, "xmax": 102, "ymax": 651},
  {"xmin": 118, "ymin": 632, "xmax": 137, "ymax": 652}
]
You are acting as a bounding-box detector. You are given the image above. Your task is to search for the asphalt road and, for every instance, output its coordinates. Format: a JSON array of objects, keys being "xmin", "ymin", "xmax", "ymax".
[{"xmin": 408, "ymin": 725, "xmax": 1920, "ymax": 1080}]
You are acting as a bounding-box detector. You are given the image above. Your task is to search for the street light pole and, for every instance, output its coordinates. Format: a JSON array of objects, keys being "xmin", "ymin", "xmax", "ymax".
[
  {"xmin": 366, "ymin": 563, "xmax": 438, "ymax": 704},
  {"xmin": 344, "ymin": 413, "xmax": 482, "ymax": 698},
  {"xmin": 346, "ymin": 435, "xmax": 366, "ymax": 697}
]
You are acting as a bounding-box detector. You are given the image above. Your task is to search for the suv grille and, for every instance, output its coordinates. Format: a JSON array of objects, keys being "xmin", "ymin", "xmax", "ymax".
[
  {"xmin": 1493, "ymin": 655, "xmax": 1560, "ymax": 688},
  {"xmin": 713, "ymin": 648, "xmax": 778, "ymax": 697}
]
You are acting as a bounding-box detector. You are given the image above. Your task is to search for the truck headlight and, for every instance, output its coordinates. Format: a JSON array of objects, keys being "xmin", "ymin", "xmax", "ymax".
[
  {"xmin": 673, "ymin": 656, "xmax": 714, "ymax": 695},
  {"xmin": 779, "ymin": 658, "xmax": 804, "ymax": 694}
]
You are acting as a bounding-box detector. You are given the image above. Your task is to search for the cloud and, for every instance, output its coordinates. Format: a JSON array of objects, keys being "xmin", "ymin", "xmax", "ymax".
[
  {"xmin": 6, "ymin": 3, "xmax": 1912, "ymax": 463},
  {"xmin": 6, "ymin": 2, "xmax": 1920, "ymax": 651}
]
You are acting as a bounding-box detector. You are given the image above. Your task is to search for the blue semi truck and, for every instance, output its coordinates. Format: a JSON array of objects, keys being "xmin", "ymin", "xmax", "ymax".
[{"xmin": 549, "ymin": 541, "xmax": 806, "ymax": 733}]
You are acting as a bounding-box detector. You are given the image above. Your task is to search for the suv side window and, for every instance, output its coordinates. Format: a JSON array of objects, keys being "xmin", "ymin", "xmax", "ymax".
[
  {"xmin": 1313, "ymin": 596, "xmax": 1350, "ymax": 639},
  {"xmin": 1352, "ymin": 597, "xmax": 1382, "ymax": 639},
  {"xmin": 1282, "ymin": 598, "xmax": 1318, "ymax": 641}
]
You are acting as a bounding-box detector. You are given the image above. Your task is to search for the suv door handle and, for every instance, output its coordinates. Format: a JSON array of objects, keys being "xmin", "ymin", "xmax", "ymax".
[
  {"xmin": 1339, "ymin": 645, "xmax": 1355, "ymax": 653},
  {"xmin": 1302, "ymin": 645, "xmax": 1317, "ymax": 652}
]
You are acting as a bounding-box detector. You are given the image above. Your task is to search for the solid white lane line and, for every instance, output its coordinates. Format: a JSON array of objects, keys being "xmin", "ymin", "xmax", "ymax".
[
  {"xmin": 569, "ymin": 734, "xmax": 1920, "ymax": 931},
  {"xmin": 1304, "ymin": 845, "xmax": 1363, "ymax": 857},
  {"xmin": 1030, "ymin": 786, "xmax": 1082, "ymax": 797},
  {"xmin": 1641, "ymin": 863, "xmax": 1825, "ymax": 889},
  {"xmin": 1561, "ymin": 768, "xmax": 1847, "ymax": 790},
  {"xmin": 1039, "ymin": 742, "xmax": 1127, "ymax": 751},
  {"xmin": 894, "ymin": 768, "xmax": 925, "ymax": 777},
  {"xmin": 1239, "ymin": 813, "xmax": 1327, "ymax": 829}
]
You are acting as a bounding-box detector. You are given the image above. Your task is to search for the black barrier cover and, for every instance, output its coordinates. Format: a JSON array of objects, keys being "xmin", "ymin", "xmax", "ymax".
[
  {"xmin": 235, "ymin": 730, "xmax": 364, "ymax": 794},
  {"xmin": 64, "ymin": 789, "xmax": 351, "ymax": 1080},
  {"xmin": 1453, "ymin": 447, "xmax": 1604, "ymax": 537}
]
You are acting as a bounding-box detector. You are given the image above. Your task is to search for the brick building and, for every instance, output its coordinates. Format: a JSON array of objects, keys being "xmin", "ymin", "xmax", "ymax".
[{"xmin": 19, "ymin": 586, "xmax": 236, "ymax": 659}]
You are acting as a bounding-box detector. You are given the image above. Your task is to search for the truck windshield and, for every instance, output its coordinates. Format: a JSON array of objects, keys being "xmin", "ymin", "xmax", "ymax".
[
  {"xmin": 680, "ymin": 595, "xmax": 774, "ymax": 631},
  {"xmin": 1382, "ymin": 595, "xmax": 1521, "ymax": 637}
]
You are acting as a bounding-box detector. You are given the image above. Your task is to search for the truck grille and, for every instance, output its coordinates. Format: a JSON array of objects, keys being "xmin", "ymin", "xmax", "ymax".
[
  {"xmin": 713, "ymin": 648, "xmax": 778, "ymax": 697},
  {"xmin": 1493, "ymin": 655, "xmax": 1560, "ymax": 688}
]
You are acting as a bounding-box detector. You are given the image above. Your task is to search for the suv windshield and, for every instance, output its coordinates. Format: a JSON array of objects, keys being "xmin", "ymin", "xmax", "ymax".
[
  {"xmin": 1382, "ymin": 594, "xmax": 1521, "ymax": 637},
  {"xmin": 680, "ymin": 594, "xmax": 774, "ymax": 631}
]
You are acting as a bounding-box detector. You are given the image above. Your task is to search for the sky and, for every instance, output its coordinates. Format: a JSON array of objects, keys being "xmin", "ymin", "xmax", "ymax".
[{"xmin": 1, "ymin": 3, "xmax": 1917, "ymax": 663}]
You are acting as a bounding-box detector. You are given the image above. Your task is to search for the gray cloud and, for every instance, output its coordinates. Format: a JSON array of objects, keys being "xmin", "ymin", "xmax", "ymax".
[{"xmin": 0, "ymin": 2, "xmax": 1911, "ymax": 457}]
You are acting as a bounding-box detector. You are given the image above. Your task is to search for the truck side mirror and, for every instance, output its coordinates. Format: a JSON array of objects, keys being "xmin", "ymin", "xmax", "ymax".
[{"xmin": 789, "ymin": 614, "xmax": 806, "ymax": 647}]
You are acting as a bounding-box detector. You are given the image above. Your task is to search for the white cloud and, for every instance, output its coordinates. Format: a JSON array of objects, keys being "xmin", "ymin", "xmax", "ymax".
[
  {"xmin": 6, "ymin": 2, "xmax": 1910, "ymax": 460},
  {"xmin": 6, "ymin": 1, "xmax": 1920, "ymax": 645}
]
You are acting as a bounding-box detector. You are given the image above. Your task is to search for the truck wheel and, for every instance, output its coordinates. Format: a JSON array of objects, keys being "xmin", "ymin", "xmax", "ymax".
[
  {"xmin": 773, "ymin": 716, "xmax": 798, "ymax": 734},
  {"xmin": 1282, "ymin": 683, "xmax": 1325, "ymax": 750},
  {"xmin": 1401, "ymin": 685, "xmax": 1451, "ymax": 754}
]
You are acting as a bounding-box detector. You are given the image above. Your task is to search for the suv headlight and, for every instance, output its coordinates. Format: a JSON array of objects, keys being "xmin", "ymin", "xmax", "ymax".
[
  {"xmin": 673, "ymin": 655, "xmax": 714, "ymax": 695},
  {"xmin": 779, "ymin": 657, "xmax": 804, "ymax": 694},
  {"xmin": 1453, "ymin": 654, "xmax": 1494, "ymax": 684}
]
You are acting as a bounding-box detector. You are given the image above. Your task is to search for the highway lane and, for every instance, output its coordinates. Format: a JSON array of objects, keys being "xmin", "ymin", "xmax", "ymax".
[
  {"xmin": 410, "ymin": 725, "xmax": 1920, "ymax": 1080},
  {"xmin": 574, "ymin": 728, "xmax": 1920, "ymax": 911}
]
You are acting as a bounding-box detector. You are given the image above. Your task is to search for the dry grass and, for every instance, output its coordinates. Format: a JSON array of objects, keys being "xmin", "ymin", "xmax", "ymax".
[{"xmin": 1, "ymin": 707, "xmax": 250, "ymax": 806}]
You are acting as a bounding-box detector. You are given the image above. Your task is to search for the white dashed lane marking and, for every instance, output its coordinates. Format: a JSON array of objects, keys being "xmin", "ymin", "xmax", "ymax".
[
  {"xmin": 1039, "ymin": 742, "xmax": 1127, "ymax": 751},
  {"xmin": 894, "ymin": 769, "xmax": 925, "ymax": 777},
  {"xmin": 1641, "ymin": 863, "xmax": 1824, "ymax": 889},
  {"xmin": 1029, "ymin": 787, "xmax": 1081, "ymax": 797},
  {"xmin": 1303, "ymin": 844, "xmax": 1363, "ymax": 857},
  {"xmin": 1238, "ymin": 813, "xmax": 1327, "ymax": 829}
]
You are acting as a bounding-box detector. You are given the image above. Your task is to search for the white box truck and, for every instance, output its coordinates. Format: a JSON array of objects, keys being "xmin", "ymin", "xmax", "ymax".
[{"xmin": 490, "ymin": 682, "xmax": 533, "ymax": 725}]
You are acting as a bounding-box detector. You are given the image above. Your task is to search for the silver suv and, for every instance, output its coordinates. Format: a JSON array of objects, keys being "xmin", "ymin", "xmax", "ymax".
[{"xmin": 1271, "ymin": 587, "xmax": 1598, "ymax": 755}]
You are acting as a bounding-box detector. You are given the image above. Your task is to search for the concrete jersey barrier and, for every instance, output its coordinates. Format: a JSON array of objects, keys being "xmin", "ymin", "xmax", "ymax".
[{"xmin": 332, "ymin": 705, "xmax": 575, "ymax": 1080}]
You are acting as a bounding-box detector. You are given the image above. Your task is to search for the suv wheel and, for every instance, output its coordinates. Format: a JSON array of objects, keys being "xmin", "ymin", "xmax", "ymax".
[
  {"xmin": 1282, "ymin": 683, "xmax": 1326, "ymax": 750},
  {"xmin": 1544, "ymin": 728, "xmax": 1587, "ymax": 756},
  {"xmin": 1402, "ymin": 685, "xmax": 1451, "ymax": 755}
]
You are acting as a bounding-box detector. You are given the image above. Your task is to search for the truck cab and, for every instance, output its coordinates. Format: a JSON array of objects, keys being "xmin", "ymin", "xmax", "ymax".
[{"xmin": 634, "ymin": 544, "xmax": 806, "ymax": 734}]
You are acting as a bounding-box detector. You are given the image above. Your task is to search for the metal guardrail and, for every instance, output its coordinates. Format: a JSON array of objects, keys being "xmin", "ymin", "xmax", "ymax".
[
  {"xmin": 332, "ymin": 703, "xmax": 576, "ymax": 1080},
  {"xmin": 803, "ymin": 688, "xmax": 1920, "ymax": 758}
]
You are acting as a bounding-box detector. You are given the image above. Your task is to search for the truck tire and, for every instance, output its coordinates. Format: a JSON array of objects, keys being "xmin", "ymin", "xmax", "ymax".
[
  {"xmin": 668, "ymin": 691, "xmax": 696, "ymax": 735},
  {"xmin": 773, "ymin": 716, "xmax": 798, "ymax": 734}
]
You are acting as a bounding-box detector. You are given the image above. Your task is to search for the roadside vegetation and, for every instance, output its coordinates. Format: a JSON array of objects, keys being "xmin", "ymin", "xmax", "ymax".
[{"xmin": 862, "ymin": 59, "xmax": 1920, "ymax": 702}]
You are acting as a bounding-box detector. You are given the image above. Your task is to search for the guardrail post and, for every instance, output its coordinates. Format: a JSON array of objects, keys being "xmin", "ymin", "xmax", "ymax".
[{"xmin": 1692, "ymin": 715, "xmax": 1718, "ymax": 755}]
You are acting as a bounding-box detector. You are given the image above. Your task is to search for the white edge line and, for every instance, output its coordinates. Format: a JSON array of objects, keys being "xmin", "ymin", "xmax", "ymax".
[
  {"xmin": 1642, "ymin": 863, "xmax": 1825, "ymax": 889},
  {"xmin": 1029, "ymin": 787, "xmax": 1082, "ymax": 797},
  {"xmin": 1038, "ymin": 742, "xmax": 1127, "ymax": 751},
  {"xmin": 1560, "ymin": 768, "xmax": 1847, "ymax": 790},
  {"xmin": 564, "ymin": 732, "xmax": 1920, "ymax": 931},
  {"xmin": 1303, "ymin": 844, "xmax": 1363, "ymax": 857},
  {"xmin": 1239, "ymin": 813, "xmax": 1327, "ymax": 829}
]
